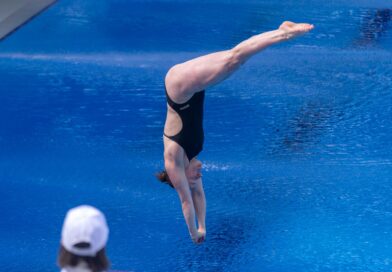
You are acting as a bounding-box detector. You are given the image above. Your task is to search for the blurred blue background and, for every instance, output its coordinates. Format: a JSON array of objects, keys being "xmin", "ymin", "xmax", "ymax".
[{"xmin": 0, "ymin": 0, "xmax": 392, "ymax": 271}]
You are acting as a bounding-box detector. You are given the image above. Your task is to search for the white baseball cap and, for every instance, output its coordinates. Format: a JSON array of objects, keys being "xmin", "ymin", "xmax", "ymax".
[{"xmin": 61, "ymin": 205, "xmax": 109, "ymax": 257}]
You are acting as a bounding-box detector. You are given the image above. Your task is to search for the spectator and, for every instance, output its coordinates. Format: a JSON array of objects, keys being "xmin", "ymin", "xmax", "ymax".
[{"xmin": 58, "ymin": 205, "xmax": 110, "ymax": 272}]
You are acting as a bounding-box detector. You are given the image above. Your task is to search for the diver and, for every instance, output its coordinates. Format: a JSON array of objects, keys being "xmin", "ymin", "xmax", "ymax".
[{"xmin": 156, "ymin": 21, "xmax": 314, "ymax": 243}]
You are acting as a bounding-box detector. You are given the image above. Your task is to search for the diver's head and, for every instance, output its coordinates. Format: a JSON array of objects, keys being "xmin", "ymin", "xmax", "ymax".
[
  {"xmin": 156, "ymin": 159, "xmax": 202, "ymax": 189},
  {"xmin": 155, "ymin": 170, "xmax": 174, "ymax": 188}
]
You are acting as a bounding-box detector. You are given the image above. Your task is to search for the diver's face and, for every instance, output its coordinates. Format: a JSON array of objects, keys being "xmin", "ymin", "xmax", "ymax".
[{"xmin": 186, "ymin": 159, "xmax": 202, "ymax": 180}]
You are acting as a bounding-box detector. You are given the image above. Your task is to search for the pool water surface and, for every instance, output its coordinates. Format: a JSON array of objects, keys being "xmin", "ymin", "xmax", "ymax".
[{"xmin": 0, "ymin": 0, "xmax": 392, "ymax": 271}]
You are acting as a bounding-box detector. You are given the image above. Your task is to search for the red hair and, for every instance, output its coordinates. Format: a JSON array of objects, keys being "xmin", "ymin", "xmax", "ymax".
[{"xmin": 155, "ymin": 170, "xmax": 174, "ymax": 188}]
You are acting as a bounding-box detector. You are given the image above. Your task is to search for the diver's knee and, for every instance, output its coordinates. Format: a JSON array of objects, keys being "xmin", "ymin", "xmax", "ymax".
[{"xmin": 226, "ymin": 49, "xmax": 243, "ymax": 70}]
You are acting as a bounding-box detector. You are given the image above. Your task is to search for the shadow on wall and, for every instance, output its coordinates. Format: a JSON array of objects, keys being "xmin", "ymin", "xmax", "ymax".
[
  {"xmin": 354, "ymin": 9, "xmax": 391, "ymax": 47},
  {"xmin": 271, "ymin": 100, "xmax": 343, "ymax": 154}
]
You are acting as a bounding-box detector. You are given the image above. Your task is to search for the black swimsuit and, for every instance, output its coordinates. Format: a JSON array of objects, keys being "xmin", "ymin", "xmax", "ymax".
[{"xmin": 164, "ymin": 88, "xmax": 205, "ymax": 161}]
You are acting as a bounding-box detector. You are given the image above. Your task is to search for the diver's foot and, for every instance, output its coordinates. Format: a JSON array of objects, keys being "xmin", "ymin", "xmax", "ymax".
[{"xmin": 279, "ymin": 21, "xmax": 314, "ymax": 40}]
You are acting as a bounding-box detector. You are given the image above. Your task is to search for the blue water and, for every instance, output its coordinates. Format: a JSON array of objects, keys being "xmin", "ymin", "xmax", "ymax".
[{"xmin": 1, "ymin": 0, "xmax": 392, "ymax": 271}]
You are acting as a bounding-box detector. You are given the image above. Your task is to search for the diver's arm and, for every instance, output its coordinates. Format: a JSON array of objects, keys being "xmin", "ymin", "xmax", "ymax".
[
  {"xmin": 165, "ymin": 159, "xmax": 199, "ymax": 242},
  {"xmin": 191, "ymin": 178, "xmax": 206, "ymax": 235}
]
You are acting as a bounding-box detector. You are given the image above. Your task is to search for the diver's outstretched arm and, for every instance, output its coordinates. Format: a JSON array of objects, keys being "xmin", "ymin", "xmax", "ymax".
[
  {"xmin": 165, "ymin": 21, "xmax": 314, "ymax": 103},
  {"xmin": 191, "ymin": 178, "xmax": 206, "ymax": 240},
  {"xmin": 164, "ymin": 145, "xmax": 205, "ymax": 243}
]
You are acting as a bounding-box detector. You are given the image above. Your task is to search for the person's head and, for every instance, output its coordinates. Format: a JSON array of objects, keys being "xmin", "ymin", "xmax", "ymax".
[
  {"xmin": 58, "ymin": 205, "xmax": 110, "ymax": 272},
  {"xmin": 156, "ymin": 158, "xmax": 203, "ymax": 188},
  {"xmin": 155, "ymin": 170, "xmax": 174, "ymax": 188}
]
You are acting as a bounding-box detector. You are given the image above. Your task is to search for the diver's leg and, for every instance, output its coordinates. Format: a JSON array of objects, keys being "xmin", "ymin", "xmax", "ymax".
[{"xmin": 165, "ymin": 21, "xmax": 314, "ymax": 103}]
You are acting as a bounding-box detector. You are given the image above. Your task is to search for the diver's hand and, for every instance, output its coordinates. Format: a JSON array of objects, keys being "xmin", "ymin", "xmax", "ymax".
[
  {"xmin": 191, "ymin": 229, "xmax": 206, "ymax": 244},
  {"xmin": 197, "ymin": 228, "xmax": 206, "ymax": 243}
]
